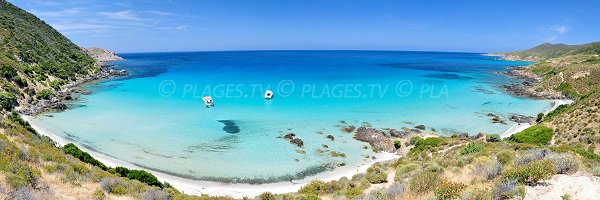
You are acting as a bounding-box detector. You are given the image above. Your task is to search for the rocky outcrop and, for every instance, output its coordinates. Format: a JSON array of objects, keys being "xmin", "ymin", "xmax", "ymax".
[
  {"xmin": 510, "ymin": 115, "xmax": 536, "ymax": 124},
  {"xmin": 487, "ymin": 113, "xmax": 507, "ymax": 125},
  {"xmin": 353, "ymin": 127, "xmax": 395, "ymax": 152},
  {"xmin": 83, "ymin": 47, "xmax": 123, "ymax": 62},
  {"xmin": 389, "ymin": 129, "xmax": 409, "ymax": 138},
  {"xmin": 18, "ymin": 65, "xmax": 128, "ymax": 115}
]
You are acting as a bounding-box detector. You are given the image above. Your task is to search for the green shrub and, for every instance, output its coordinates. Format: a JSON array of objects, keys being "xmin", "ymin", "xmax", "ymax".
[
  {"xmin": 544, "ymin": 104, "xmax": 569, "ymax": 121},
  {"xmin": 507, "ymin": 125, "xmax": 553, "ymax": 145},
  {"xmin": 365, "ymin": 164, "xmax": 387, "ymax": 184},
  {"xmin": 62, "ymin": 143, "xmax": 108, "ymax": 170},
  {"xmin": 93, "ymin": 189, "xmax": 106, "ymax": 200},
  {"xmin": 35, "ymin": 89, "xmax": 54, "ymax": 100},
  {"xmin": 127, "ymin": 169, "xmax": 163, "ymax": 188},
  {"xmin": 434, "ymin": 181, "xmax": 466, "ymax": 200},
  {"xmin": 411, "ymin": 137, "xmax": 444, "ymax": 153},
  {"xmin": 298, "ymin": 180, "xmax": 325, "ymax": 195},
  {"xmin": 409, "ymin": 171, "xmax": 442, "ymax": 194},
  {"xmin": 486, "ymin": 134, "xmax": 501, "ymax": 142},
  {"xmin": 573, "ymin": 147, "xmax": 600, "ymax": 161},
  {"xmin": 503, "ymin": 159, "xmax": 555, "ymax": 184},
  {"xmin": 536, "ymin": 113, "xmax": 544, "ymax": 122},
  {"xmin": 460, "ymin": 143, "xmax": 484, "ymax": 155},
  {"xmin": 394, "ymin": 140, "xmax": 402, "ymax": 149},
  {"xmin": 497, "ymin": 150, "xmax": 515, "ymax": 165},
  {"xmin": 0, "ymin": 92, "xmax": 18, "ymax": 110},
  {"xmin": 115, "ymin": 166, "xmax": 129, "ymax": 177},
  {"xmin": 395, "ymin": 163, "xmax": 420, "ymax": 181},
  {"xmin": 257, "ymin": 192, "xmax": 275, "ymax": 200},
  {"xmin": 13, "ymin": 76, "xmax": 27, "ymax": 87}
]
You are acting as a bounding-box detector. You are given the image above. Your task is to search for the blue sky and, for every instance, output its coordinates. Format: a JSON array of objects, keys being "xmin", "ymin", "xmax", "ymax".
[{"xmin": 8, "ymin": 0, "xmax": 600, "ymax": 53}]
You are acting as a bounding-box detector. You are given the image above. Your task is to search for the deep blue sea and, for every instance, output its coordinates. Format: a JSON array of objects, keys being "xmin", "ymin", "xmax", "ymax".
[{"xmin": 32, "ymin": 51, "xmax": 551, "ymax": 182}]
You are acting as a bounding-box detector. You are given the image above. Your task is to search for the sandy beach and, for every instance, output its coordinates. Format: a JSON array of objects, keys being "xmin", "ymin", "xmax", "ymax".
[
  {"xmin": 22, "ymin": 115, "xmax": 398, "ymax": 198},
  {"xmin": 501, "ymin": 99, "xmax": 574, "ymax": 138}
]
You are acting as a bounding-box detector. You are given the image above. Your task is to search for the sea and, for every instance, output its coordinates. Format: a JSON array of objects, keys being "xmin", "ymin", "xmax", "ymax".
[{"xmin": 30, "ymin": 51, "xmax": 552, "ymax": 183}]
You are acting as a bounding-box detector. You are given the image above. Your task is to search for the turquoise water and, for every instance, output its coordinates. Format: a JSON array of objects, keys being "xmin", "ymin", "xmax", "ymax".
[{"xmin": 32, "ymin": 51, "xmax": 552, "ymax": 182}]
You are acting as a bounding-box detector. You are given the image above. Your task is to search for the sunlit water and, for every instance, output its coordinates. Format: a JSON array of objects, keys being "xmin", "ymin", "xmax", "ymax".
[{"xmin": 32, "ymin": 51, "xmax": 552, "ymax": 182}]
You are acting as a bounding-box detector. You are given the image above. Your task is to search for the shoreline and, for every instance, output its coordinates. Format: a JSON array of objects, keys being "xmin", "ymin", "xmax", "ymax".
[
  {"xmin": 22, "ymin": 115, "xmax": 398, "ymax": 198},
  {"xmin": 501, "ymin": 99, "xmax": 574, "ymax": 138}
]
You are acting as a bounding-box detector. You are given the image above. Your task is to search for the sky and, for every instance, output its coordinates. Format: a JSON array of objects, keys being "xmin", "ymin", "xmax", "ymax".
[{"xmin": 8, "ymin": 0, "xmax": 600, "ymax": 53}]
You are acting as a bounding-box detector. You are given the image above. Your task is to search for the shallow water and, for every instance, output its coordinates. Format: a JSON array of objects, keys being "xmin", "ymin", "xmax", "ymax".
[{"xmin": 32, "ymin": 51, "xmax": 552, "ymax": 182}]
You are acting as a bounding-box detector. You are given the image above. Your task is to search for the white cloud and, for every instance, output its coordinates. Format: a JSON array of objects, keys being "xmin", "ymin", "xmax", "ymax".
[
  {"xmin": 30, "ymin": 8, "xmax": 82, "ymax": 17},
  {"xmin": 551, "ymin": 25, "xmax": 569, "ymax": 34},
  {"xmin": 99, "ymin": 10, "xmax": 142, "ymax": 21},
  {"xmin": 175, "ymin": 25, "xmax": 187, "ymax": 30}
]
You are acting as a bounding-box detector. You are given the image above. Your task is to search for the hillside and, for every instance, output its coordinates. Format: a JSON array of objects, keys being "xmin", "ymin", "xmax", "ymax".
[
  {"xmin": 0, "ymin": 1, "xmax": 217, "ymax": 199},
  {"xmin": 0, "ymin": 0, "xmax": 100, "ymax": 111},
  {"xmin": 496, "ymin": 42, "xmax": 600, "ymax": 61},
  {"xmin": 83, "ymin": 48, "xmax": 123, "ymax": 62}
]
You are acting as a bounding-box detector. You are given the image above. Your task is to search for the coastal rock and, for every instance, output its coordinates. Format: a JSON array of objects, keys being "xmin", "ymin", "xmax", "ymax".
[
  {"xmin": 487, "ymin": 113, "xmax": 507, "ymax": 125},
  {"xmin": 415, "ymin": 125, "xmax": 426, "ymax": 130},
  {"xmin": 342, "ymin": 125, "xmax": 356, "ymax": 133},
  {"xmin": 326, "ymin": 135, "xmax": 335, "ymax": 141},
  {"xmin": 353, "ymin": 126, "xmax": 395, "ymax": 153},
  {"xmin": 284, "ymin": 133, "xmax": 296, "ymax": 140},
  {"xmin": 83, "ymin": 47, "xmax": 123, "ymax": 62},
  {"xmin": 290, "ymin": 138, "xmax": 304, "ymax": 147},
  {"xmin": 510, "ymin": 114, "xmax": 536, "ymax": 124},
  {"xmin": 389, "ymin": 129, "xmax": 409, "ymax": 138}
]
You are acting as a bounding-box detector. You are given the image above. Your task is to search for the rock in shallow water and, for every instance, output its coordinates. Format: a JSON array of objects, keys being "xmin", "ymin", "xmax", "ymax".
[{"xmin": 353, "ymin": 126, "xmax": 395, "ymax": 152}]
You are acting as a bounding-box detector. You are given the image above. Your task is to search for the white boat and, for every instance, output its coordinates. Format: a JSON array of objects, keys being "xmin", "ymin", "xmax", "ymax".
[
  {"xmin": 202, "ymin": 96, "xmax": 214, "ymax": 107},
  {"xmin": 264, "ymin": 90, "xmax": 273, "ymax": 99}
]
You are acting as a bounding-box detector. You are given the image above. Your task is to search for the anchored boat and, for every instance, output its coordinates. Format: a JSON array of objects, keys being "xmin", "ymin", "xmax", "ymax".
[
  {"xmin": 202, "ymin": 96, "xmax": 214, "ymax": 107},
  {"xmin": 264, "ymin": 90, "xmax": 273, "ymax": 99}
]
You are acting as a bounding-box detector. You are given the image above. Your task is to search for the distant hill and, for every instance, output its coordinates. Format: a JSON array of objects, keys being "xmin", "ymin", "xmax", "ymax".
[
  {"xmin": 83, "ymin": 47, "xmax": 123, "ymax": 62},
  {"xmin": 496, "ymin": 42, "xmax": 600, "ymax": 61}
]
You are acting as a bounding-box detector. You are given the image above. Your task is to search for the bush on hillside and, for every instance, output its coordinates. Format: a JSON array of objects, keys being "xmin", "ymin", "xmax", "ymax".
[
  {"xmin": 365, "ymin": 164, "xmax": 387, "ymax": 184},
  {"xmin": 492, "ymin": 179, "xmax": 524, "ymax": 200},
  {"xmin": 486, "ymin": 134, "xmax": 501, "ymax": 142},
  {"xmin": 503, "ymin": 159, "xmax": 555, "ymax": 184},
  {"xmin": 0, "ymin": 92, "xmax": 17, "ymax": 110},
  {"xmin": 409, "ymin": 171, "xmax": 442, "ymax": 194},
  {"xmin": 434, "ymin": 181, "xmax": 466, "ymax": 200},
  {"xmin": 127, "ymin": 169, "xmax": 163, "ymax": 188},
  {"xmin": 62, "ymin": 143, "xmax": 107, "ymax": 170},
  {"xmin": 507, "ymin": 125, "xmax": 553, "ymax": 145},
  {"xmin": 411, "ymin": 137, "xmax": 444, "ymax": 153},
  {"xmin": 35, "ymin": 89, "xmax": 54, "ymax": 100},
  {"xmin": 547, "ymin": 152, "xmax": 578, "ymax": 174},
  {"xmin": 460, "ymin": 143, "xmax": 484, "ymax": 155}
]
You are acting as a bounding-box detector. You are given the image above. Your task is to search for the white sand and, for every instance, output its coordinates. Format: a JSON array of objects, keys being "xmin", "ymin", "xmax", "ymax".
[
  {"xmin": 501, "ymin": 99, "xmax": 574, "ymax": 138},
  {"xmin": 22, "ymin": 115, "xmax": 399, "ymax": 198}
]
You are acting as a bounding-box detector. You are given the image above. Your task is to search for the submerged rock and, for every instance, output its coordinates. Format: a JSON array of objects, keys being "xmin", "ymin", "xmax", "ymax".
[
  {"xmin": 353, "ymin": 126, "xmax": 395, "ymax": 152},
  {"xmin": 326, "ymin": 135, "xmax": 335, "ymax": 141},
  {"xmin": 284, "ymin": 133, "xmax": 296, "ymax": 140},
  {"xmin": 415, "ymin": 125, "xmax": 426, "ymax": 130},
  {"xmin": 290, "ymin": 138, "xmax": 304, "ymax": 147},
  {"xmin": 487, "ymin": 113, "xmax": 507, "ymax": 125},
  {"xmin": 342, "ymin": 125, "xmax": 356, "ymax": 133}
]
